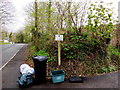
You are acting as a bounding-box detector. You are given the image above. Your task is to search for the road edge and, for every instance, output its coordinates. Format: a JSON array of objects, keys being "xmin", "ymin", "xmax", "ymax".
[
  {"xmin": 0, "ymin": 45, "xmax": 2, "ymax": 90},
  {"xmin": 0, "ymin": 45, "xmax": 24, "ymax": 71}
]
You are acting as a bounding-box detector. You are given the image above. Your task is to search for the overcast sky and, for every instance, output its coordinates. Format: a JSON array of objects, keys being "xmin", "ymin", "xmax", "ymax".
[{"xmin": 6, "ymin": 0, "xmax": 120, "ymax": 32}]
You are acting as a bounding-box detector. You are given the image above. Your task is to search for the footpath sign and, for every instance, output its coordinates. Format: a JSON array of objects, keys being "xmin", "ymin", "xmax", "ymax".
[
  {"xmin": 55, "ymin": 35, "xmax": 63, "ymax": 41},
  {"xmin": 55, "ymin": 35, "xmax": 63, "ymax": 66}
]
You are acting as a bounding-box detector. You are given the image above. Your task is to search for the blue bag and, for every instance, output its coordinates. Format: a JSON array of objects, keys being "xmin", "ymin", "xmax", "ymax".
[{"xmin": 17, "ymin": 73, "xmax": 34, "ymax": 88}]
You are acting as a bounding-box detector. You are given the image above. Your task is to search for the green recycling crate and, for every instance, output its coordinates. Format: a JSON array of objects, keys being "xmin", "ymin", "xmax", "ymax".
[{"xmin": 50, "ymin": 70, "xmax": 65, "ymax": 83}]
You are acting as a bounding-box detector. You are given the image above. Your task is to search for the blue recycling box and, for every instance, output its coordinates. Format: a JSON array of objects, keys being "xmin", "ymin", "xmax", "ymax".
[{"xmin": 50, "ymin": 70, "xmax": 65, "ymax": 83}]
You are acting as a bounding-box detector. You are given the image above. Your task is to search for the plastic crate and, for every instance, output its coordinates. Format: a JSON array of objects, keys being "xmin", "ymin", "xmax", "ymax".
[{"xmin": 50, "ymin": 70, "xmax": 65, "ymax": 83}]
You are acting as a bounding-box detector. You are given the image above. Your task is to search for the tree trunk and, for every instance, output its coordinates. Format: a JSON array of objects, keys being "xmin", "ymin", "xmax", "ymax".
[
  {"xmin": 34, "ymin": 0, "xmax": 39, "ymax": 51},
  {"xmin": 48, "ymin": 0, "xmax": 52, "ymax": 34},
  {"xmin": 68, "ymin": 2, "xmax": 72, "ymax": 30}
]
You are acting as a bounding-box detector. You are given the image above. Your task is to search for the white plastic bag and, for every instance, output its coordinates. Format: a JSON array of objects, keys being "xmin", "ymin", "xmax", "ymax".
[{"xmin": 20, "ymin": 64, "xmax": 34, "ymax": 74}]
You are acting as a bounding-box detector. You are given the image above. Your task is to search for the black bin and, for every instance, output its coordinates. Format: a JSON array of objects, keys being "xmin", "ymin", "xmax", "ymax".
[{"xmin": 32, "ymin": 56, "xmax": 48, "ymax": 84}]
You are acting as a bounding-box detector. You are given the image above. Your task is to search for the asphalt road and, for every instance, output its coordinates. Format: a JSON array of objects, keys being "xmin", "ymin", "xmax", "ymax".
[
  {"xmin": 2, "ymin": 45, "xmax": 27, "ymax": 88},
  {"xmin": 1, "ymin": 44, "xmax": 25, "ymax": 67}
]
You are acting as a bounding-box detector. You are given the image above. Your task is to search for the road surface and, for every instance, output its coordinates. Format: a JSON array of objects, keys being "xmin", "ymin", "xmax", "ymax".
[
  {"xmin": 1, "ymin": 44, "xmax": 26, "ymax": 69},
  {"xmin": 2, "ymin": 45, "xmax": 28, "ymax": 88}
]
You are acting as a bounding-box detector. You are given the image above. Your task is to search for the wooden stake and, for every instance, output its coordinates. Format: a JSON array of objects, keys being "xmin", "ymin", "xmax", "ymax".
[{"xmin": 58, "ymin": 41, "xmax": 61, "ymax": 66}]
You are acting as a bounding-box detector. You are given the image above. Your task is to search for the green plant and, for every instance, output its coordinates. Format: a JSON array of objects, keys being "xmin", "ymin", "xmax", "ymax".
[
  {"xmin": 98, "ymin": 65, "xmax": 117, "ymax": 73},
  {"xmin": 34, "ymin": 50, "xmax": 53, "ymax": 62},
  {"xmin": 107, "ymin": 45, "xmax": 120, "ymax": 67},
  {"xmin": 108, "ymin": 66, "xmax": 117, "ymax": 72},
  {"xmin": 34, "ymin": 50, "xmax": 49, "ymax": 56},
  {"xmin": 15, "ymin": 31, "xmax": 25, "ymax": 43},
  {"xmin": 86, "ymin": 2, "xmax": 115, "ymax": 46},
  {"xmin": 107, "ymin": 45, "xmax": 120, "ymax": 56},
  {"xmin": 98, "ymin": 67, "xmax": 108, "ymax": 73}
]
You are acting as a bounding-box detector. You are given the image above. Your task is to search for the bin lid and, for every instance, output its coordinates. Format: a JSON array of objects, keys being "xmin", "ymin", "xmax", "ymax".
[
  {"xmin": 32, "ymin": 56, "xmax": 48, "ymax": 61},
  {"xmin": 51, "ymin": 70, "xmax": 65, "ymax": 75}
]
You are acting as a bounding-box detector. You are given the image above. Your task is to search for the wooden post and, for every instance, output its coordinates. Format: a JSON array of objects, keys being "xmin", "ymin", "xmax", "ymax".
[
  {"xmin": 58, "ymin": 23, "xmax": 61, "ymax": 66},
  {"xmin": 58, "ymin": 41, "xmax": 61, "ymax": 66}
]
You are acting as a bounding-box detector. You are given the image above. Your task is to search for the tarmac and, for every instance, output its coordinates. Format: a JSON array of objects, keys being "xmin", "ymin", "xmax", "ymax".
[{"xmin": 2, "ymin": 45, "xmax": 119, "ymax": 89}]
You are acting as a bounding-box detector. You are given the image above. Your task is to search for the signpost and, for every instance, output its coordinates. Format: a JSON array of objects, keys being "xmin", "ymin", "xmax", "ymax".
[
  {"xmin": 55, "ymin": 35, "xmax": 63, "ymax": 41},
  {"xmin": 55, "ymin": 35, "xmax": 63, "ymax": 66}
]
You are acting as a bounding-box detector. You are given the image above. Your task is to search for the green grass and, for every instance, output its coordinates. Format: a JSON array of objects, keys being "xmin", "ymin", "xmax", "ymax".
[{"xmin": 0, "ymin": 41, "xmax": 10, "ymax": 45}]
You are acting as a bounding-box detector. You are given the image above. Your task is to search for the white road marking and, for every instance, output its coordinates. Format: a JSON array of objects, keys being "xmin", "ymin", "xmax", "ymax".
[{"xmin": 0, "ymin": 45, "xmax": 24, "ymax": 70}]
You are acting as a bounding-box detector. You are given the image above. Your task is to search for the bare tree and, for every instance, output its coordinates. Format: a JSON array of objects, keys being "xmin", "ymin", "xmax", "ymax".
[
  {"xmin": 55, "ymin": 1, "xmax": 89, "ymax": 32},
  {"xmin": 47, "ymin": 0, "xmax": 52, "ymax": 33},
  {"xmin": 0, "ymin": 0, "xmax": 15, "ymax": 41},
  {"xmin": 0, "ymin": 0, "xmax": 15, "ymax": 26}
]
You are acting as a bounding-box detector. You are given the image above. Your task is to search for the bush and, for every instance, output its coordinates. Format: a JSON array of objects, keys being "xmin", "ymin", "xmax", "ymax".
[
  {"xmin": 34, "ymin": 50, "xmax": 53, "ymax": 63},
  {"xmin": 60, "ymin": 30, "xmax": 107, "ymax": 62},
  {"xmin": 98, "ymin": 66, "xmax": 117, "ymax": 73},
  {"xmin": 107, "ymin": 45, "xmax": 120, "ymax": 67}
]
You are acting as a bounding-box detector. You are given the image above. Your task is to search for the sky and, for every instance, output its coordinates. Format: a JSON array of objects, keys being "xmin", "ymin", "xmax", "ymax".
[{"xmin": 6, "ymin": 0, "xmax": 120, "ymax": 33}]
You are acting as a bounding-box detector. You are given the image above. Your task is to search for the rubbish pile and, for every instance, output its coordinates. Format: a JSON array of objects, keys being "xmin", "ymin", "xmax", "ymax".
[
  {"xmin": 17, "ymin": 64, "xmax": 34, "ymax": 88},
  {"xmin": 20, "ymin": 64, "xmax": 34, "ymax": 75},
  {"xmin": 17, "ymin": 56, "xmax": 85, "ymax": 88}
]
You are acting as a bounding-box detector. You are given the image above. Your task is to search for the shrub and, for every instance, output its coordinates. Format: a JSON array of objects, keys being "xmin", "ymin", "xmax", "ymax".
[{"xmin": 34, "ymin": 50, "xmax": 53, "ymax": 62}]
